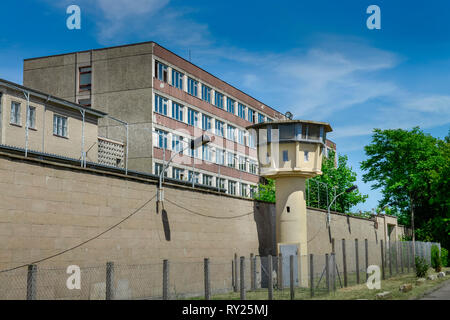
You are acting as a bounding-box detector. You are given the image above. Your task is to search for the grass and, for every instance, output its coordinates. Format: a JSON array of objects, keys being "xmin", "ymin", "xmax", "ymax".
[{"xmin": 189, "ymin": 267, "xmax": 449, "ymax": 300}]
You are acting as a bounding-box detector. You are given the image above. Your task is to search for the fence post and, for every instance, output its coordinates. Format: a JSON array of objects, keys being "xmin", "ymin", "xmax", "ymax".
[
  {"xmin": 278, "ymin": 253, "xmax": 283, "ymax": 291},
  {"xmin": 389, "ymin": 242, "xmax": 393, "ymax": 278},
  {"xmin": 231, "ymin": 259, "xmax": 235, "ymax": 292},
  {"xmin": 399, "ymin": 242, "xmax": 403, "ymax": 274},
  {"xmin": 394, "ymin": 241, "xmax": 398, "ymax": 275},
  {"xmin": 163, "ymin": 259, "xmax": 169, "ymax": 300},
  {"xmin": 204, "ymin": 258, "xmax": 210, "ymax": 300},
  {"xmin": 380, "ymin": 240, "xmax": 385, "ymax": 280},
  {"xmin": 240, "ymin": 256, "xmax": 246, "ymax": 300},
  {"xmin": 106, "ymin": 262, "xmax": 114, "ymax": 300},
  {"xmin": 331, "ymin": 253, "xmax": 336, "ymax": 292},
  {"xmin": 268, "ymin": 255, "xmax": 273, "ymax": 300},
  {"xmin": 290, "ymin": 255, "xmax": 295, "ymax": 300},
  {"xmin": 365, "ymin": 239, "xmax": 369, "ymax": 281},
  {"xmin": 233, "ymin": 253, "xmax": 238, "ymax": 292},
  {"xmin": 355, "ymin": 239, "xmax": 360, "ymax": 284},
  {"xmin": 325, "ymin": 253, "xmax": 330, "ymax": 294},
  {"xmin": 342, "ymin": 239, "xmax": 348, "ymax": 287},
  {"xmin": 310, "ymin": 254, "xmax": 314, "ymax": 298},
  {"xmin": 406, "ymin": 242, "xmax": 410, "ymax": 273},
  {"xmin": 250, "ymin": 253, "xmax": 255, "ymax": 291},
  {"xmin": 26, "ymin": 264, "xmax": 37, "ymax": 300}
]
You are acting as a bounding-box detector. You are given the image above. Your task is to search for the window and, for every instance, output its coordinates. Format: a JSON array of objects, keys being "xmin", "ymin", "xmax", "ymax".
[
  {"xmin": 172, "ymin": 102, "xmax": 184, "ymax": 122},
  {"xmin": 78, "ymin": 99, "xmax": 91, "ymax": 107},
  {"xmin": 215, "ymin": 120, "xmax": 224, "ymax": 137},
  {"xmin": 10, "ymin": 102, "xmax": 21, "ymax": 125},
  {"xmin": 249, "ymin": 161, "xmax": 258, "ymax": 174},
  {"xmin": 250, "ymin": 185, "xmax": 257, "ymax": 198},
  {"xmin": 238, "ymin": 156, "xmax": 247, "ymax": 171},
  {"xmin": 155, "ymin": 163, "xmax": 167, "ymax": 177},
  {"xmin": 156, "ymin": 129, "xmax": 168, "ymax": 149},
  {"xmin": 202, "ymin": 144, "xmax": 212, "ymax": 161},
  {"xmin": 188, "ymin": 108, "xmax": 199, "ymax": 126},
  {"xmin": 215, "ymin": 148, "xmax": 225, "ymax": 165},
  {"xmin": 238, "ymin": 103, "xmax": 246, "ymax": 120},
  {"xmin": 217, "ymin": 178, "xmax": 226, "ymax": 189},
  {"xmin": 258, "ymin": 113, "xmax": 265, "ymax": 123},
  {"xmin": 155, "ymin": 61, "xmax": 168, "ymax": 82},
  {"xmin": 227, "ymin": 125, "xmax": 236, "ymax": 142},
  {"xmin": 27, "ymin": 106, "xmax": 36, "ymax": 129},
  {"xmin": 202, "ymin": 114, "xmax": 212, "ymax": 132},
  {"xmin": 171, "ymin": 69, "xmax": 184, "ymax": 89},
  {"xmin": 228, "ymin": 181, "xmax": 236, "ymax": 195},
  {"xmin": 248, "ymin": 108, "xmax": 255, "ymax": 123},
  {"xmin": 79, "ymin": 66, "xmax": 92, "ymax": 91},
  {"xmin": 172, "ymin": 134, "xmax": 184, "ymax": 153},
  {"xmin": 248, "ymin": 133, "xmax": 256, "ymax": 148},
  {"xmin": 304, "ymin": 151, "xmax": 309, "ymax": 162},
  {"xmin": 283, "ymin": 150, "xmax": 289, "ymax": 162},
  {"xmin": 201, "ymin": 84, "xmax": 211, "ymax": 103},
  {"xmin": 214, "ymin": 92, "xmax": 224, "ymax": 109},
  {"xmin": 154, "ymin": 94, "xmax": 168, "ymax": 115},
  {"xmin": 240, "ymin": 183, "xmax": 248, "ymax": 197},
  {"xmin": 227, "ymin": 152, "xmax": 236, "ymax": 168},
  {"xmin": 320, "ymin": 126, "xmax": 325, "ymax": 142},
  {"xmin": 226, "ymin": 97, "xmax": 235, "ymax": 114},
  {"xmin": 203, "ymin": 174, "xmax": 213, "ymax": 186},
  {"xmin": 53, "ymin": 114, "xmax": 68, "ymax": 137},
  {"xmin": 188, "ymin": 171, "xmax": 199, "ymax": 184},
  {"xmin": 295, "ymin": 123, "xmax": 302, "ymax": 140},
  {"xmin": 172, "ymin": 167, "xmax": 184, "ymax": 180},
  {"xmin": 238, "ymin": 129, "xmax": 245, "ymax": 145},
  {"xmin": 190, "ymin": 146, "xmax": 199, "ymax": 158},
  {"xmin": 187, "ymin": 77, "xmax": 198, "ymax": 96}
]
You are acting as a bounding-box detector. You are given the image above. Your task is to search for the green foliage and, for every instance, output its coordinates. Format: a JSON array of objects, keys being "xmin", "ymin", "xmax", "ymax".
[
  {"xmin": 441, "ymin": 248, "xmax": 448, "ymax": 267},
  {"xmin": 307, "ymin": 151, "xmax": 368, "ymax": 212},
  {"xmin": 254, "ymin": 178, "xmax": 275, "ymax": 203},
  {"xmin": 361, "ymin": 127, "xmax": 450, "ymax": 249},
  {"xmin": 415, "ymin": 256, "xmax": 429, "ymax": 278},
  {"xmin": 431, "ymin": 245, "xmax": 442, "ymax": 272}
]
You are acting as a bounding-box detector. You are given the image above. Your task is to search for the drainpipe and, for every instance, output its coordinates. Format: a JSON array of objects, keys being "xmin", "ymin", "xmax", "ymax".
[
  {"xmin": 80, "ymin": 109, "xmax": 86, "ymax": 167},
  {"xmin": 23, "ymin": 91, "xmax": 30, "ymax": 157},
  {"xmin": 125, "ymin": 123, "xmax": 129, "ymax": 175}
]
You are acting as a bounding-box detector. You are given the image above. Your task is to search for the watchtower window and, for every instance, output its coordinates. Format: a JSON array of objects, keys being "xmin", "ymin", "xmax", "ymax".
[{"xmin": 283, "ymin": 150, "xmax": 289, "ymax": 162}]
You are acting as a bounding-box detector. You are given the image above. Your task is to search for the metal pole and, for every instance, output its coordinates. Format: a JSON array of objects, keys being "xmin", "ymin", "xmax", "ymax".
[
  {"xmin": 309, "ymin": 254, "xmax": 314, "ymax": 297},
  {"xmin": 106, "ymin": 262, "xmax": 114, "ymax": 300},
  {"xmin": 204, "ymin": 258, "xmax": 210, "ymax": 300},
  {"xmin": 290, "ymin": 255, "xmax": 295, "ymax": 300},
  {"xmin": 325, "ymin": 253, "xmax": 330, "ymax": 294},
  {"xmin": 163, "ymin": 259, "xmax": 169, "ymax": 300},
  {"xmin": 250, "ymin": 253, "xmax": 255, "ymax": 291},
  {"xmin": 26, "ymin": 264, "xmax": 37, "ymax": 300},
  {"xmin": 365, "ymin": 239, "xmax": 369, "ymax": 281},
  {"xmin": 342, "ymin": 239, "xmax": 348, "ymax": 287},
  {"xmin": 355, "ymin": 239, "xmax": 360, "ymax": 284},
  {"xmin": 80, "ymin": 109, "xmax": 86, "ymax": 168},
  {"xmin": 381, "ymin": 240, "xmax": 385, "ymax": 280},
  {"xmin": 240, "ymin": 256, "xmax": 246, "ymax": 300},
  {"xmin": 268, "ymin": 255, "xmax": 273, "ymax": 300},
  {"xmin": 125, "ymin": 123, "xmax": 129, "ymax": 174}
]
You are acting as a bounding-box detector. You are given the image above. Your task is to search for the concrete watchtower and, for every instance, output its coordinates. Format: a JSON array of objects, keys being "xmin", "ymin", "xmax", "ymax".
[{"xmin": 247, "ymin": 120, "xmax": 332, "ymax": 286}]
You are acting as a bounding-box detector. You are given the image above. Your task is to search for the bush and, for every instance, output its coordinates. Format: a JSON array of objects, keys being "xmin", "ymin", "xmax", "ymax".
[
  {"xmin": 441, "ymin": 247, "xmax": 448, "ymax": 267},
  {"xmin": 415, "ymin": 256, "xmax": 429, "ymax": 278},
  {"xmin": 431, "ymin": 245, "xmax": 442, "ymax": 272}
]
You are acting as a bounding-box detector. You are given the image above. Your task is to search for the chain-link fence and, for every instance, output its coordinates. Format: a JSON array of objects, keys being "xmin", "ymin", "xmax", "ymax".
[{"xmin": 0, "ymin": 240, "xmax": 441, "ymax": 300}]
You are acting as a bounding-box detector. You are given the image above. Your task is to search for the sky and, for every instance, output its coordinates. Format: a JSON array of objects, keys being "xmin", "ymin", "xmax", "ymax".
[{"xmin": 1, "ymin": 0, "xmax": 449, "ymax": 212}]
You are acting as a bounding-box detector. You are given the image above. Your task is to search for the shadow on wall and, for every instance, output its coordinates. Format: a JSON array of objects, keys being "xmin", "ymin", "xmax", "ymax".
[
  {"xmin": 161, "ymin": 209, "xmax": 171, "ymax": 241},
  {"xmin": 253, "ymin": 201, "xmax": 276, "ymax": 256}
]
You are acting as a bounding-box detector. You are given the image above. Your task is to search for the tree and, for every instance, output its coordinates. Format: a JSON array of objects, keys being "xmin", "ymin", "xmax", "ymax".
[
  {"xmin": 361, "ymin": 127, "xmax": 450, "ymax": 249},
  {"xmin": 254, "ymin": 150, "xmax": 368, "ymax": 213},
  {"xmin": 310, "ymin": 150, "xmax": 368, "ymax": 212}
]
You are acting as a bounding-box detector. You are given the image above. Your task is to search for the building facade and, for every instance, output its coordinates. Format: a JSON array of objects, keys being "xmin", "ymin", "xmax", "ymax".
[
  {"xmin": 0, "ymin": 78, "xmax": 106, "ymax": 162},
  {"xmin": 23, "ymin": 42, "xmax": 335, "ymax": 197}
]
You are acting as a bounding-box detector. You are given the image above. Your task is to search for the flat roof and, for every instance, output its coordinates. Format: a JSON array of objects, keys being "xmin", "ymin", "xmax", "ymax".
[
  {"xmin": 23, "ymin": 41, "xmax": 285, "ymax": 119},
  {"xmin": 246, "ymin": 119, "xmax": 333, "ymax": 132},
  {"xmin": 0, "ymin": 78, "xmax": 107, "ymax": 118}
]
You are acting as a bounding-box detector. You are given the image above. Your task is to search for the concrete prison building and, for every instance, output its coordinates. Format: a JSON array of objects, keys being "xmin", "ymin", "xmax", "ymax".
[{"xmin": 22, "ymin": 41, "xmax": 336, "ymax": 198}]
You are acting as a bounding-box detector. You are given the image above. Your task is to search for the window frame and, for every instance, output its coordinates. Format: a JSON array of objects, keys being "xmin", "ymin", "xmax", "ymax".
[
  {"xmin": 10, "ymin": 101, "xmax": 21, "ymax": 126},
  {"xmin": 79, "ymin": 66, "xmax": 92, "ymax": 91},
  {"xmin": 53, "ymin": 114, "xmax": 68, "ymax": 138}
]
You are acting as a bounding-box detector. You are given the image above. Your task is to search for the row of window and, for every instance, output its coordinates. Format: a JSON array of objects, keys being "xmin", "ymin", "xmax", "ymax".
[
  {"xmin": 154, "ymin": 94, "xmax": 256, "ymax": 147},
  {"xmin": 155, "ymin": 129, "xmax": 258, "ymax": 174},
  {"xmin": 155, "ymin": 163, "xmax": 257, "ymax": 197},
  {"xmin": 10, "ymin": 101, "xmax": 68, "ymax": 137},
  {"xmin": 155, "ymin": 60, "xmax": 272, "ymax": 123}
]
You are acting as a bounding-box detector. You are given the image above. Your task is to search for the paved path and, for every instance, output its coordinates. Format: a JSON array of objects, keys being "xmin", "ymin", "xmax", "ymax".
[{"xmin": 420, "ymin": 279, "xmax": 450, "ymax": 300}]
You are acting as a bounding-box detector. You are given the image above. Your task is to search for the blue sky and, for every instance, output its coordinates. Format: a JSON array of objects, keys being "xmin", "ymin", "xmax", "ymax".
[{"xmin": 1, "ymin": 0, "xmax": 449, "ymax": 211}]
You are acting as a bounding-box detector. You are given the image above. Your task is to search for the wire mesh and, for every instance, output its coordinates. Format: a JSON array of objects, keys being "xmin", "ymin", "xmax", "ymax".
[
  {"xmin": 169, "ymin": 261, "xmax": 204, "ymax": 299},
  {"xmin": 0, "ymin": 268, "xmax": 28, "ymax": 300},
  {"xmin": 114, "ymin": 262, "xmax": 162, "ymax": 300}
]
